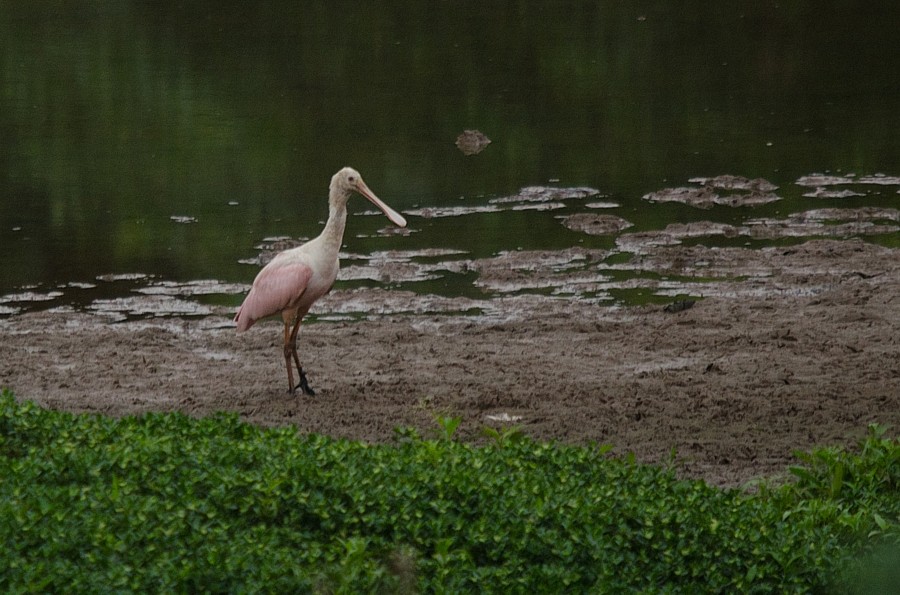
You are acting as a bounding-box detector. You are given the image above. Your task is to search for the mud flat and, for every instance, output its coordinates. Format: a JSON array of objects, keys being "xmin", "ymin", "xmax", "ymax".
[{"xmin": 2, "ymin": 237, "xmax": 898, "ymax": 487}]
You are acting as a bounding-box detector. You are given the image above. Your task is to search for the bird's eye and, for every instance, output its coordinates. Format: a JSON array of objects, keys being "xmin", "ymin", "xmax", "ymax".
[{"xmin": 348, "ymin": 176, "xmax": 356, "ymax": 183}]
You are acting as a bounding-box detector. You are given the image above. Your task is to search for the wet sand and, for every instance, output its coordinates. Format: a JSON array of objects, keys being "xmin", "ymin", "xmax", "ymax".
[{"xmin": 2, "ymin": 238, "xmax": 898, "ymax": 487}]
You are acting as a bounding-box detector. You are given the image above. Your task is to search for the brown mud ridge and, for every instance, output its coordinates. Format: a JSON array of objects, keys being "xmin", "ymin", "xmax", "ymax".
[{"xmin": 2, "ymin": 237, "xmax": 899, "ymax": 487}]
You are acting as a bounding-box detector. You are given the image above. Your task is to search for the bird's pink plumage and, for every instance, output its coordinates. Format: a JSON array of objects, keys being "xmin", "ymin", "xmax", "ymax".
[{"xmin": 234, "ymin": 262, "xmax": 314, "ymax": 331}]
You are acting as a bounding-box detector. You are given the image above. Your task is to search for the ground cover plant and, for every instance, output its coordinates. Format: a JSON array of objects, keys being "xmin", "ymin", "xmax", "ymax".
[{"xmin": 0, "ymin": 389, "xmax": 897, "ymax": 593}]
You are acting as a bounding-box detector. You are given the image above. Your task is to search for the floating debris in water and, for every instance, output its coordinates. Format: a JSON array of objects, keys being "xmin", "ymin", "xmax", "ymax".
[
  {"xmin": 170, "ymin": 215, "xmax": 197, "ymax": 224},
  {"xmin": 227, "ymin": 201, "xmax": 239, "ymax": 206},
  {"xmin": 455, "ymin": 129, "xmax": 491, "ymax": 155}
]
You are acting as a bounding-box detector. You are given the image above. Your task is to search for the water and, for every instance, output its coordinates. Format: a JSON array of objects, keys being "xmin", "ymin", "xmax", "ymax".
[{"xmin": 2, "ymin": 2, "xmax": 899, "ymax": 316}]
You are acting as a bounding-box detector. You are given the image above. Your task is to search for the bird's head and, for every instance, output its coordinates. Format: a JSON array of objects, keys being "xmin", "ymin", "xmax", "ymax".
[{"xmin": 330, "ymin": 167, "xmax": 407, "ymax": 228}]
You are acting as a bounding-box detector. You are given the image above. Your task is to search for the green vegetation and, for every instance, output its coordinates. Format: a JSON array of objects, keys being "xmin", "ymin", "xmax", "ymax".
[{"xmin": 1, "ymin": 388, "xmax": 897, "ymax": 592}]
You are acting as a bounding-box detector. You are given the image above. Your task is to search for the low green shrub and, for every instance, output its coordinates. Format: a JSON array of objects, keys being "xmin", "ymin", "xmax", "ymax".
[{"xmin": 0, "ymin": 389, "xmax": 896, "ymax": 592}]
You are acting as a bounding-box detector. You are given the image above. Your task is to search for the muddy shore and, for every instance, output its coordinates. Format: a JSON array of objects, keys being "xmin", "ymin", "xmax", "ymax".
[{"xmin": 2, "ymin": 238, "xmax": 898, "ymax": 487}]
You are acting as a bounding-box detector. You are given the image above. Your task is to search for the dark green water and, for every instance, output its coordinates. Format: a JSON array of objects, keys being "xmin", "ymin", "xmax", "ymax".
[{"xmin": 1, "ymin": 2, "xmax": 898, "ymax": 313}]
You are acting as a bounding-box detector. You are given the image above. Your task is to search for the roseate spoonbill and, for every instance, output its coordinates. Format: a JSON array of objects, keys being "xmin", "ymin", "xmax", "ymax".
[{"xmin": 235, "ymin": 167, "xmax": 407, "ymax": 395}]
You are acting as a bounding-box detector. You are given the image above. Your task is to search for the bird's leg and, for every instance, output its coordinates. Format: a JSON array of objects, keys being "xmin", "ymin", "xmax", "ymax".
[
  {"xmin": 288, "ymin": 317, "xmax": 316, "ymax": 396},
  {"xmin": 282, "ymin": 321, "xmax": 297, "ymax": 394}
]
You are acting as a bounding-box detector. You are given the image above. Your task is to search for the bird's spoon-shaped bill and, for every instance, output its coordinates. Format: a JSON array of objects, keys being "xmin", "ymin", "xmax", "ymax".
[{"xmin": 355, "ymin": 181, "xmax": 407, "ymax": 228}]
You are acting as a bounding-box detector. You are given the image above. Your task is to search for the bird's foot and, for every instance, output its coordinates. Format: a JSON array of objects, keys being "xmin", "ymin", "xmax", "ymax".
[{"xmin": 295, "ymin": 371, "xmax": 316, "ymax": 396}]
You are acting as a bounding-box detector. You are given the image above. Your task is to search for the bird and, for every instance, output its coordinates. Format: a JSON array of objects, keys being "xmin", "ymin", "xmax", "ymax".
[{"xmin": 235, "ymin": 167, "xmax": 407, "ymax": 395}]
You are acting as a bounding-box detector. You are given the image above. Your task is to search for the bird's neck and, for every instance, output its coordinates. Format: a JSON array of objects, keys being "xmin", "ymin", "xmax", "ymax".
[{"xmin": 319, "ymin": 200, "xmax": 348, "ymax": 253}]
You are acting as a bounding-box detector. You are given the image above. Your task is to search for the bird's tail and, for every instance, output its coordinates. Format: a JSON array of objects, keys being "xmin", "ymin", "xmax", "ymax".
[{"xmin": 234, "ymin": 306, "xmax": 254, "ymax": 332}]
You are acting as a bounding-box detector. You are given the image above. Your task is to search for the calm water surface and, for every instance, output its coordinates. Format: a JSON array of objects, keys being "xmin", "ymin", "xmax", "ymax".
[{"xmin": 1, "ymin": 2, "xmax": 898, "ymax": 315}]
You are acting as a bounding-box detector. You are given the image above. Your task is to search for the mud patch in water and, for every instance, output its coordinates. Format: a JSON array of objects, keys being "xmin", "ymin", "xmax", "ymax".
[
  {"xmin": 1, "ymin": 290, "xmax": 65, "ymax": 303},
  {"xmin": 5, "ymin": 173, "xmax": 899, "ymax": 325},
  {"xmin": 136, "ymin": 280, "xmax": 248, "ymax": 296},
  {"xmin": 96, "ymin": 273, "xmax": 151, "ymax": 282},
  {"xmin": 795, "ymin": 173, "xmax": 900, "ymax": 199},
  {"xmin": 317, "ymin": 288, "xmax": 485, "ymax": 319},
  {"xmin": 687, "ymin": 175, "xmax": 778, "ymax": 192},
  {"xmin": 470, "ymin": 248, "xmax": 610, "ymax": 294},
  {"xmin": 404, "ymin": 202, "xmax": 567, "ymax": 219},
  {"xmin": 559, "ymin": 213, "xmax": 634, "ymax": 235},
  {"xmin": 88, "ymin": 295, "xmax": 214, "ymax": 320},
  {"xmin": 744, "ymin": 209, "xmax": 900, "ymax": 239},
  {"xmin": 644, "ymin": 175, "xmax": 781, "ymax": 209},
  {"xmin": 601, "ymin": 239, "xmax": 898, "ymax": 299},
  {"xmin": 616, "ymin": 208, "xmax": 900, "ymax": 253},
  {"xmin": 339, "ymin": 249, "xmax": 471, "ymax": 284},
  {"xmin": 455, "ymin": 129, "xmax": 491, "ymax": 155},
  {"xmin": 801, "ymin": 188, "xmax": 865, "ymax": 199},
  {"xmin": 404, "ymin": 185, "xmax": 600, "ymax": 219},
  {"xmin": 488, "ymin": 186, "xmax": 601, "ymax": 203},
  {"xmin": 403, "ymin": 204, "xmax": 503, "ymax": 218},
  {"xmin": 796, "ymin": 173, "xmax": 900, "ymax": 187}
]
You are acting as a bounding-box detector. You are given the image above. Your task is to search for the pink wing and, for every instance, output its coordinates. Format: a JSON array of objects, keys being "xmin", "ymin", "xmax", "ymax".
[{"xmin": 234, "ymin": 261, "xmax": 314, "ymax": 332}]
